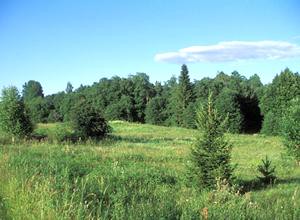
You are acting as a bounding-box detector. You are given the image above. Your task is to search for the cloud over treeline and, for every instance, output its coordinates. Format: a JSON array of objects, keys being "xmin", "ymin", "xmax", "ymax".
[{"xmin": 154, "ymin": 41, "xmax": 300, "ymax": 63}]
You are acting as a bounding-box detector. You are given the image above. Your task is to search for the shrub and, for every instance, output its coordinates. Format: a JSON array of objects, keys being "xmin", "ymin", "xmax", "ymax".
[
  {"xmin": 189, "ymin": 93, "xmax": 234, "ymax": 189},
  {"xmin": 282, "ymin": 98, "xmax": 300, "ymax": 164},
  {"xmin": 0, "ymin": 87, "xmax": 33, "ymax": 138},
  {"xmin": 71, "ymin": 99, "xmax": 110, "ymax": 139}
]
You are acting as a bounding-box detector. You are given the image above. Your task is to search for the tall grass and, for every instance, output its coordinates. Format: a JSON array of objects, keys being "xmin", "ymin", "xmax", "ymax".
[{"xmin": 0, "ymin": 121, "xmax": 299, "ymax": 219}]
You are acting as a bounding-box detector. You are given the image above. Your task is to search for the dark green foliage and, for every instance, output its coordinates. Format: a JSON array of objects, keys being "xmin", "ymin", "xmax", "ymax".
[
  {"xmin": 260, "ymin": 68, "xmax": 300, "ymax": 135},
  {"xmin": 194, "ymin": 77, "xmax": 213, "ymax": 101},
  {"xmin": 215, "ymin": 88, "xmax": 243, "ymax": 133},
  {"xmin": 145, "ymin": 96, "xmax": 168, "ymax": 125},
  {"xmin": 65, "ymin": 82, "xmax": 73, "ymax": 94},
  {"xmin": 181, "ymin": 102, "xmax": 196, "ymax": 128},
  {"xmin": 154, "ymin": 81, "xmax": 163, "ymax": 96},
  {"xmin": 282, "ymin": 99, "xmax": 300, "ymax": 163},
  {"xmin": 170, "ymin": 64, "xmax": 195, "ymax": 127},
  {"xmin": 105, "ymin": 95, "xmax": 134, "ymax": 121},
  {"xmin": 14, "ymin": 66, "xmax": 263, "ymax": 133},
  {"xmin": 177, "ymin": 64, "xmax": 194, "ymax": 108},
  {"xmin": 45, "ymin": 92, "xmax": 65, "ymax": 122},
  {"xmin": 194, "ymin": 71, "xmax": 263, "ymax": 133},
  {"xmin": 164, "ymin": 76, "xmax": 178, "ymax": 126},
  {"xmin": 248, "ymin": 74, "xmax": 264, "ymax": 99},
  {"xmin": 71, "ymin": 98, "xmax": 110, "ymax": 139},
  {"xmin": 4, "ymin": 66, "xmax": 298, "ymax": 136},
  {"xmin": 25, "ymin": 96, "xmax": 48, "ymax": 123},
  {"xmin": 190, "ymin": 94, "xmax": 234, "ymax": 189},
  {"xmin": 47, "ymin": 110, "xmax": 63, "ymax": 122},
  {"xmin": 22, "ymin": 80, "xmax": 44, "ymax": 101},
  {"xmin": 0, "ymin": 87, "xmax": 33, "ymax": 138},
  {"xmin": 261, "ymin": 111, "xmax": 278, "ymax": 135},
  {"xmin": 60, "ymin": 93, "xmax": 79, "ymax": 122},
  {"xmin": 22, "ymin": 80, "xmax": 47, "ymax": 123},
  {"xmin": 75, "ymin": 73, "xmax": 154, "ymax": 123},
  {"xmin": 130, "ymin": 73, "xmax": 154, "ymax": 122},
  {"xmin": 257, "ymin": 156, "xmax": 276, "ymax": 184}
]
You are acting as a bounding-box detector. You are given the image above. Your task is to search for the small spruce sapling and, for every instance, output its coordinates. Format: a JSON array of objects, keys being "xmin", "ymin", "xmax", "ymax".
[
  {"xmin": 189, "ymin": 93, "xmax": 234, "ymax": 189},
  {"xmin": 257, "ymin": 156, "xmax": 277, "ymax": 185}
]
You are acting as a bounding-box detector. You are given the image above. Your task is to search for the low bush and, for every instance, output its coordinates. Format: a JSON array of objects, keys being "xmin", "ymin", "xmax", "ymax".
[{"xmin": 71, "ymin": 99, "xmax": 110, "ymax": 140}]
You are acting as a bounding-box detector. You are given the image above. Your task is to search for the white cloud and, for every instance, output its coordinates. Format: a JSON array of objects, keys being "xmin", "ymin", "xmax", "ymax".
[
  {"xmin": 292, "ymin": 35, "xmax": 300, "ymax": 40},
  {"xmin": 154, "ymin": 41, "xmax": 300, "ymax": 63}
]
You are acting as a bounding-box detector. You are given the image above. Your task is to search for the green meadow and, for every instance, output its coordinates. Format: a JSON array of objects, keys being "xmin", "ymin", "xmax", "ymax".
[{"xmin": 0, "ymin": 121, "xmax": 299, "ymax": 219}]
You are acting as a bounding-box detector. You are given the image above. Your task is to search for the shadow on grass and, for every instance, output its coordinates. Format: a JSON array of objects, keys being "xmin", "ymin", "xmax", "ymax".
[
  {"xmin": 237, "ymin": 177, "xmax": 300, "ymax": 194},
  {"xmin": 30, "ymin": 133, "xmax": 177, "ymax": 145},
  {"xmin": 31, "ymin": 133, "xmax": 80, "ymax": 143},
  {"xmin": 108, "ymin": 135, "xmax": 193, "ymax": 144}
]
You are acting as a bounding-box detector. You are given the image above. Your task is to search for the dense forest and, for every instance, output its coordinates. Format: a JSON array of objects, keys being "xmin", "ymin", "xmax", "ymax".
[{"xmin": 21, "ymin": 65, "xmax": 300, "ymax": 135}]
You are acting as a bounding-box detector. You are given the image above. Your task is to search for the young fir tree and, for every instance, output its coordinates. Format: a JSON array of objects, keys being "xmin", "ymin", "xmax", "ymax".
[
  {"xmin": 257, "ymin": 156, "xmax": 277, "ymax": 184},
  {"xmin": 189, "ymin": 93, "xmax": 234, "ymax": 189}
]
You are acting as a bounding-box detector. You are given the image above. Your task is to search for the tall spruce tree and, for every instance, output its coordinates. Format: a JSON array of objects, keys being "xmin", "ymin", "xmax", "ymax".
[
  {"xmin": 174, "ymin": 64, "xmax": 194, "ymax": 127},
  {"xmin": 189, "ymin": 93, "xmax": 234, "ymax": 189}
]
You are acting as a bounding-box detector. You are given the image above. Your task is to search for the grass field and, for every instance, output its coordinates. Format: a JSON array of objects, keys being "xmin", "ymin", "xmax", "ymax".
[{"xmin": 0, "ymin": 121, "xmax": 299, "ymax": 219}]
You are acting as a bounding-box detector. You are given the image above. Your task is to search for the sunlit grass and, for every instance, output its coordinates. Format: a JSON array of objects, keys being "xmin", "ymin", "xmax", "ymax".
[{"xmin": 0, "ymin": 121, "xmax": 299, "ymax": 219}]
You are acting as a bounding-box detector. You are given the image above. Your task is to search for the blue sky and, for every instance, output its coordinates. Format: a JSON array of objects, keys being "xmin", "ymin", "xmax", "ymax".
[{"xmin": 0, "ymin": 0, "xmax": 300, "ymax": 95}]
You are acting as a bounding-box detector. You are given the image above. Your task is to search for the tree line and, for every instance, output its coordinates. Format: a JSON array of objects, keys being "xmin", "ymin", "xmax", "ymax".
[
  {"xmin": 19, "ymin": 65, "xmax": 299, "ymax": 135},
  {"xmin": 0, "ymin": 65, "xmax": 299, "ymax": 187}
]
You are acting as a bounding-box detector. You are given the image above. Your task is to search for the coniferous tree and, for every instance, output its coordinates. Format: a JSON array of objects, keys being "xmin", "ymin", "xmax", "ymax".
[
  {"xmin": 145, "ymin": 96, "xmax": 168, "ymax": 125},
  {"xmin": 257, "ymin": 156, "xmax": 277, "ymax": 184},
  {"xmin": 189, "ymin": 93, "xmax": 234, "ymax": 189},
  {"xmin": 173, "ymin": 64, "xmax": 194, "ymax": 127},
  {"xmin": 165, "ymin": 76, "xmax": 178, "ymax": 126},
  {"xmin": 178, "ymin": 64, "xmax": 194, "ymax": 107}
]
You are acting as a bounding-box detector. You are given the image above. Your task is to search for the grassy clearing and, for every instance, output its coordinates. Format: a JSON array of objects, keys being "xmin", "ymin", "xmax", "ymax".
[{"xmin": 0, "ymin": 121, "xmax": 299, "ymax": 219}]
